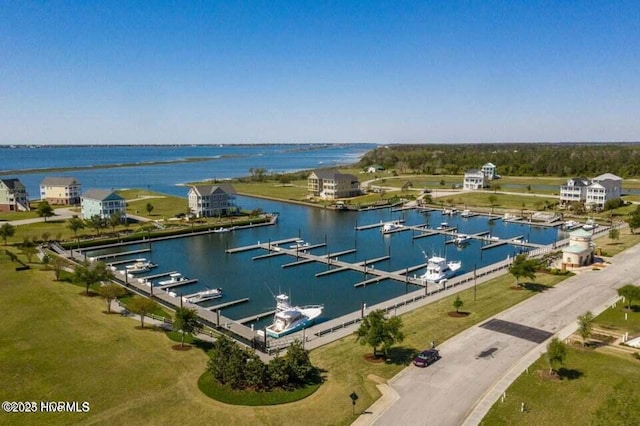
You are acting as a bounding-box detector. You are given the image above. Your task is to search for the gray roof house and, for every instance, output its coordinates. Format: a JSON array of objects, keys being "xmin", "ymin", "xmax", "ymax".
[
  {"xmin": 308, "ymin": 170, "xmax": 360, "ymax": 199},
  {"xmin": 188, "ymin": 184, "xmax": 239, "ymax": 218},
  {"xmin": 81, "ymin": 189, "xmax": 127, "ymax": 219}
]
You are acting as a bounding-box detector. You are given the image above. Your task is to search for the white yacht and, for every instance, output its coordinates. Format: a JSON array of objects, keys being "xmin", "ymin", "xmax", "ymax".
[
  {"xmin": 183, "ymin": 287, "xmax": 223, "ymax": 304},
  {"xmin": 460, "ymin": 209, "xmax": 472, "ymax": 217},
  {"xmin": 381, "ymin": 221, "xmax": 403, "ymax": 234},
  {"xmin": 266, "ymin": 294, "xmax": 323, "ymax": 338},
  {"xmin": 158, "ymin": 273, "xmax": 188, "ymax": 286},
  {"xmin": 289, "ymin": 239, "xmax": 311, "ymax": 249},
  {"xmin": 453, "ymin": 234, "xmax": 470, "ymax": 245},
  {"xmin": 582, "ymin": 218, "xmax": 599, "ymax": 231},
  {"xmin": 125, "ymin": 259, "xmax": 157, "ymax": 274},
  {"xmin": 420, "ymin": 255, "xmax": 462, "ymax": 284},
  {"xmin": 436, "ymin": 222, "xmax": 449, "ymax": 230},
  {"xmin": 562, "ymin": 220, "xmax": 581, "ymax": 230}
]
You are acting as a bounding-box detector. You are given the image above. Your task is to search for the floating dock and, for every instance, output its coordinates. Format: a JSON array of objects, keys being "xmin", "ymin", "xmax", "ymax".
[
  {"xmin": 237, "ymin": 310, "xmax": 276, "ymax": 324},
  {"xmin": 206, "ymin": 298, "xmax": 250, "ymax": 311},
  {"xmin": 91, "ymin": 248, "xmax": 151, "ymax": 261},
  {"xmin": 156, "ymin": 278, "xmax": 199, "ymax": 290}
]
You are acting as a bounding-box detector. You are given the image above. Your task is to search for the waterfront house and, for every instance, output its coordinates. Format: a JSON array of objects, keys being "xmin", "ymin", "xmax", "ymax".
[
  {"xmin": 40, "ymin": 177, "xmax": 81, "ymax": 205},
  {"xmin": 188, "ymin": 184, "xmax": 239, "ymax": 218},
  {"xmin": 462, "ymin": 169, "xmax": 486, "ymax": 190},
  {"xmin": 366, "ymin": 164, "xmax": 385, "ymax": 173},
  {"xmin": 0, "ymin": 178, "xmax": 29, "ymax": 212},
  {"xmin": 308, "ymin": 170, "xmax": 361, "ymax": 199},
  {"xmin": 81, "ymin": 189, "xmax": 126, "ymax": 220},
  {"xmin": 481, "ymin": 163, "xmax": 498, "ymax": 180},
  {"xmin": 559, "ymin": 177, "xmax": 591, "ymax": 206},
  {"xmin": 560, "ymin": 174, "xmax": 622, "ymax": 210},
  {"xmin": 562, "ymin": 229, "xmax": 594, "ymax": 269}
]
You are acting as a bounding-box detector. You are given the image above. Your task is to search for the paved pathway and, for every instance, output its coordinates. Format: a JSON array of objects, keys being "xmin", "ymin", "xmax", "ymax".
[{"xmin": 355, "ymin": 242, "xmax": 640, "ymax": 426}]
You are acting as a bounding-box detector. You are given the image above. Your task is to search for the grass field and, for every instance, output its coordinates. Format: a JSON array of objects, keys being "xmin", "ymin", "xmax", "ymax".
[
  {"xmin": 482, "ymin": 346, "xmax": 640, "ymax": 425},
  {"xmin": 432, "ymin": 191, "xmax": 557, "ymax": 212},
  {"xmin": 594, "ymin": 227, "xmax": 640, "ymax": 257},
  {"xmin": 483, "ymin": 302, "xmax": 640, "ymax": 425},
  {"xmin": 0, "ymin": 248, "xmax": 570, "ymax": 425}
]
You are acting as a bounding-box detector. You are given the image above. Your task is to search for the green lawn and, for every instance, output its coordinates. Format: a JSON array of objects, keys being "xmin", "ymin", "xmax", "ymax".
[
  {"xmin": 117, "ymin": 189, "xmax": 190, "ymax": 219},
  {"xmin": 594, "ymin": 304, "xmax": 640, "ymax": 335},
  {"xmin": 0, "ymin": 246, "xmax": 571, "ymax": 425},
  {"xmin": 482, "ymin": 347, "xmax": 640, "ymax": 425},
  {"xmin": 594, "ymin": 227, "xmax": 640, "ymax": 257},
  {"xmin": 432, "ymin": 191, "xmax": 557, "ymax": 212}
]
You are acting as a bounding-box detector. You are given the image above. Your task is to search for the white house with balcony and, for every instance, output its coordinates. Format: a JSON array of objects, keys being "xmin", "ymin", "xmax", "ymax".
[
  {"xmin": 308, "ymin": 170, "xmax": 360, "ymax": 199},
  {"xmin": 188, "ymin": 184, "xmax": 239, "ymax": 218},
  {"xmin": 463, "ymin": 169, "xmax": 486, "ymax": 190},
  {"xmin": 40, "ymin": 176, "xmax": 81, "ymax": 205},
  {"xmin": 0, "ymin": 178, "xmax": 29, "ymax": 212},
  {"xmin": 560, "ymin": 173, "xmax": 622, "ymax": 210},
  {"xmin": 559, "ymin": 177, "xmax": 591, "ymax": 206},
  {"xmin": 481, "ymin": 163, "xmax": 498, "ymax": 180},
  {"xmin": 81, "ymin": 189, "xmax": 126, "ymax": 219}
]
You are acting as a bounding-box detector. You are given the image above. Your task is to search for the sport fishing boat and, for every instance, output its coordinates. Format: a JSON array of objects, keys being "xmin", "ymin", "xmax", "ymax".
[
  {"xmin": 266, "ymin": 294, "xmax": 323, "ymax": 338},
  {"xmin": 420, "ymin": 255, "xmax": 462, "ymax": 284}
]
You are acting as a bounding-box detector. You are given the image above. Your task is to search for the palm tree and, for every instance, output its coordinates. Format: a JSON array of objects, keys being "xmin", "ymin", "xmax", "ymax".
[
  {"xmin": 174, "ymin": 307, "xmax": 199, "ymax": 347},
  {"xmin": 67, "ymin": 216, "xmax": 85, "ymax": 242}
]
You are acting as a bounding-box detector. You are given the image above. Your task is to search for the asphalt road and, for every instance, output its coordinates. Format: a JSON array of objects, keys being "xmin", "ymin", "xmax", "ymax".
[{"xmin": 357, "ymin": 241, "xmax": 640, "ymax": 426}]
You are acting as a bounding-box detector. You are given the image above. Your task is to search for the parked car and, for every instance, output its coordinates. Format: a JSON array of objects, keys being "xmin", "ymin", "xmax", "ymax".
[{"xmin": 413, "ymin": 349, "xmax": 441, "ymax": 367}]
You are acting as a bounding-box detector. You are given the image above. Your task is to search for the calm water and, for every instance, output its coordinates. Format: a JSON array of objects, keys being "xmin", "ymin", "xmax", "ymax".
[
  {"xmin": 86, "ymin": 201, "xmax": 564, "ymax": 329},
  {"xmin": 1, "ymin": 144, "xmax": 373, "ymax": 198},
  {"xmin": 4, "ymin": 144, "xmax": 566, "ymax": 328}
]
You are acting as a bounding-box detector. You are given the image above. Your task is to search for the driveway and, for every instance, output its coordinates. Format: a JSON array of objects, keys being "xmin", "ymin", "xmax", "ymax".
[{"xmin": 356, "ymin": 243, "xmax": 640, "ymax": 426}]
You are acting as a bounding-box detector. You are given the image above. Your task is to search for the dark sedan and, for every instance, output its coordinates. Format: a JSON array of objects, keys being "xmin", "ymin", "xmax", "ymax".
[{"xmin": 413, "ymin": 349, "xmax": 441, "ymax": 367}]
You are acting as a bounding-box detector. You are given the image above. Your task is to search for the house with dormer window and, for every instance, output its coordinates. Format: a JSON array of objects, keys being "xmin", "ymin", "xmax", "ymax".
[{"xmin": 188, "ymin": 184, "xmax": 239, "ymax": 218}]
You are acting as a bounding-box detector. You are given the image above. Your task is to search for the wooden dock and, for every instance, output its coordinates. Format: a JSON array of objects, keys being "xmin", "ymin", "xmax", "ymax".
[
  {"xmin": 225, "ymin": 237, "xmax": 301, "ymax": 254},
  {"xmin": 315, "ymin": 255, "xmax": 390, "ymax": 277},
  {"xmin": 136, "ymin": 271, "xmax": 178, "ymax": 283},
  {"xmin": 157, "ymin": 278, "xmax": 199, "ymax": 290},
  {"xmin": 206, "ymin": 298, "xmax": 250, "ymax": 311},
  {"xmin": 91, "ymin": 248, "xmax": 151, "ymax": 261},
  {"xmin": 237, "ymin": 310, "xmax": 276, "ymax": 324}
]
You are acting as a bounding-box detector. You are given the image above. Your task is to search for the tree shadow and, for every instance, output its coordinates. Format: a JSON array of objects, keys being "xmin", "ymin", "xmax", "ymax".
[
  {"xmin": 521, "ymin": 282, "xmax": 549, "ymax": 292},
  {"xmin": 557, "ymin": 367, "xmax": 583, "ymax": 380},
  {"xmin": 385, "ymin": 346, "xmax": 416, "ymax": 365},
  {"xmin": 192, "ymin": 338, "xmax": 215, "ymax": 352}
]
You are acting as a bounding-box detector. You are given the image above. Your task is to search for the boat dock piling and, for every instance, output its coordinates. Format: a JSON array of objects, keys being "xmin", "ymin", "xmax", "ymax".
[
  {"xmin": 225, "ymin": 237, "xmax": 302, "ymax": 254},
  {"xmin": 156, "ymin": 278, "xmax": 199, "ymax": 290},
  {"xmin": 108, "ymin": 258, "xmax": 146, "ymax": 267},
  {"xmin": 136, "ymin": 271, "xmax": 179, "ymax": 283},
  {"xmin": 91, "ymin": 248, "xmax": 151, "ymax": 261},
  {"xmin": 315, "ymin": 255, "xmax": 391, "ymax": 277},
  {"xmin": 354, "ymin": 220, "xmax": 405, "ymax": 231},
  {"xmin": 237, "ymin": 310, "xmax": 277, "ymax": 324},
  {"xmin": 205, "ymin": 298, "xmax": 250, "ymax": 311}
]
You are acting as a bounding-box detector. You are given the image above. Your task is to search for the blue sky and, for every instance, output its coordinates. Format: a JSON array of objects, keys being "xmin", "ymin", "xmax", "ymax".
[{"xmin": 1, "ymin": 1, "xmax": 639, "ymax": 144}]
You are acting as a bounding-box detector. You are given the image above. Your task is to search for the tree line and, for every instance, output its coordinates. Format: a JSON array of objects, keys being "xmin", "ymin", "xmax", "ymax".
[{"xmin": 358, "ymin": 143, "xmax": 640, "ymax": 177}]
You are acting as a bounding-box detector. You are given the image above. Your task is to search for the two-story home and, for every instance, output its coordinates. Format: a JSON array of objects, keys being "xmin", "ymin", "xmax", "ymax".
[
  {"xmin": 0, "ymin": 178, "xmax": 29, "ymax": 212},
  {"xmin": 188, "ymin": 184, "xmax": 239, "ymax": 218},
  {"xmin": 40, "ymin": 177, "xmax": 82, "ymax": 205},
  {"xmin": 463, "ymin": 169, "xmax": 486, "ymax": 190},
  {"xmin": 308, "ymin": 170, "xmax": 360, "ymax": 199},
  {"xmin": 560, "ymin": 173, "xmax": 622, "ymax": 210},
  {"xmin": 559, "ymin": 178, "xmax": 591, "ymax": 206},
  {"xmin": 81, "ymin": 189, "xmax": 127, "ymax": 220},
  {"xmin": 481, "ymin": 163, "xmax": 498, "ymax": 180}
]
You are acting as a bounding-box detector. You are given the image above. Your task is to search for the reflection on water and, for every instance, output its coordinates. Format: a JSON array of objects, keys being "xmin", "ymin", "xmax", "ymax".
[{"xmin": 87, "ymin": 201, "xmax": 563, "ymax": 329}]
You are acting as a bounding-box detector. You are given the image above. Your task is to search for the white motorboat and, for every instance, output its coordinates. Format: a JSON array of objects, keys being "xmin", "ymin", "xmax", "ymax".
[
  {"xmin": 453, "ymin": 234, "xmax": 470, "ymax": 245},
  {"xmin": 183, "ymin": 287, "xmax": 223, "ymax": 304},
  {"xmin": 158, "ymin": 272, "xmax": 188, "ymax": 286},
  {"xmin": 125, "ymin": 259, "xmax": 157, "ymax": 274},
  {"xmin": 420, "ymin": 255, "xmax": 462, "ymax": 284},
  {"xmin": 562, "ymin": 220, "xmax": 581, "ymax": 230},
  {"xmin": 289, "ymin": 239, "xmax": 311, "ymax": 249},
  {"xmin": 582, "ymin": 219, "xmax": 599, "ymax": 231},
  {"xmin": 381, "ymin": 221, "xmax": 403, "ymax": 234},
  {"xmin": 436, "ymin": 222, "xmax": 449, "ymax": 230},
  {"xmin": 266, "ymin": 294, "xmax": 323, "ymax": 338},
  {"xmin": 443, "ymin": 208, "xmax": 458, "ymax": 215},
  {"xmin": 460, "ymin": 209, "xmax": 472, "ymax": 217}
]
